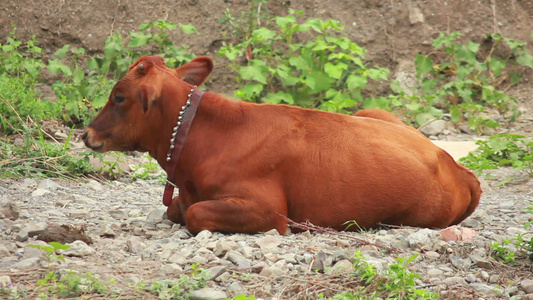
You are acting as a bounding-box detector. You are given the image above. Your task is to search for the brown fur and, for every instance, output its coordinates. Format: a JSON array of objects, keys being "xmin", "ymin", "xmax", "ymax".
[{"xmin": 84, "ymin": 55, "xmax": 481, "ymax": 235}]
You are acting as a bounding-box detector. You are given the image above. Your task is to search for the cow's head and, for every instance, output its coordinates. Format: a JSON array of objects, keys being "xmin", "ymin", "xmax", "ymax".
[{"xmin": 82, "ymin": 55, "xmax": 213, "ymax": 154}]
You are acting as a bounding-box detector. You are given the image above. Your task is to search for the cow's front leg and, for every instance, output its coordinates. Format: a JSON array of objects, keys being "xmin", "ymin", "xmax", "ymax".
[
  {"xmin": 184, "ymin": 198, "xmax": 288, "ymax": 235},
  {"xmin": 165, "ymin": 196, "xmax": 186, "ymax": 225}
]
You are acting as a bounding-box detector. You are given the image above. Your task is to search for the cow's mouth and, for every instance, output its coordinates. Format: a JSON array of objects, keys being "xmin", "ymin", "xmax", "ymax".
[{"xmin": 82, "ymin": 131, "xmax": 105, "ymax": 152}]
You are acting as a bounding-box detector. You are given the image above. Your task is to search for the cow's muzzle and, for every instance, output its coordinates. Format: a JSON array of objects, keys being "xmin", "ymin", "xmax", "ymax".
[{"xmin": 82, "ymin": 128, "xmax": 104, "ymax": 152}]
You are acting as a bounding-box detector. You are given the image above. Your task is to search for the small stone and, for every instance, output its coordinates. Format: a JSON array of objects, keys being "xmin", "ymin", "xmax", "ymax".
[
  {"xmin": 335, "ymin": 239, "xmax": 350, "ymax": 247},
  {"xmin": 168, "ymin": 253, "xmax": 189, "ymax": 265},
  {"xmin": 38, "ymin": 179, "xmax": 61, "ymax": 190},
  {"xmin": 259, "ymin": 259, "xmax": 288, "ymax": 277},
  {"xmin": 488, "ymin": 274, "xmax": 499, "ymax": 284},
  {"xmin": 1, "ymin": 202, "xmax": 19, "ymax": 220},
  {"xmin": 12, "ymin": 257, "xmax": 42, "ymax": 268},
  {"xmin": 109, "ymin": 210, "xmax": 127, "ymax": 220},
  {"xmin": 442, "ymin": 276, "xmax": 467, "ymax": 286},
  {"xmin": 311, "ymin": 251, "xmax": 333, "ymax": 273},
  {"xmin": 159, "ymin": 263, "xmax": 183, "ymax": 275},
  {"xmin": 214, "ymin": 240, "xmax": 237, "ymax": 257},
  {"xmin": 326, "ymin": 259, "xmax": 354, "ymax": 276},
  {"xmin": 69, "ymin": 210, "xmax": 91, "ymax": 219},
  {"xmin": 427, "ymin": 268, "xmax": 444, "ymax": 276},
  {"xmin": 126, "ymin": 237, "xmax": 146, "ymax": 255},
  {"xmin": 226, "ymin": 251, "xmax": 251, "ymax": 270},
  {"xmin": 0, "ymin": 275, "xmax": 12, "ymax": 286},
  {"xmin": 461, "ymin": 218, "xmax": 481, "ymax": 228},
  {"xmin": 87, "ymin": 180, "xmax": 103, "ymax": 191},
  {"xmin": 408, "ymin": 5, "xmax": 424, "ymax": 24},
  {"xmin": 23, "ymin": 241, "xmax": 48, "ymax": 259},
  {"xmin": 255, "ymin": 235, "xmax": 281, "ymax": 252},
  {"xmin": 227, "ymin": 281, "xmax": 246, "ymax": 296},
  {"xmin": 195, "ymin": 230, "xmax": 213, "ymax": 240},
  {"xmin": 425, "ymin": 251, "xmax": 440, "ymax": 259},
  {"xmin": 100, "ymin": 224, "xmax": 116, "ymax": 238},
  {"xmin": 205, "ymin": 266, "xmax": 227, "ymax": 281},
  {"xmin": 407, "ymin": 228, "xmax": 436, "ymax": 250},
  {"xmin": 263, "ymin": 228, "xmax": 280, "ymax": 236},
  {"xmin": 470, "ymin": 283, "xmax": 503, "ymax": 296},
  {"xmin": 499, "ymin": 200, "xmax": 515, "ymax": 209},
  {"xmin": 64, "ymin": 241, "xmax": 94, "ymax": 257},
  {"xmin": 420, "ymin": 119, "xmax": 445, "ymax": 136},
  {"xmin": 145, "ymin": 209, "xmax": 166, "ymax": 227},
  {"xmin": 449, "ymin": 255, "xmax": 471, "ymax": 271},
  {"xmin": 32, "ymin": 188, "xmax": 50, "ymax": 197},
  {"xmin": 188, "ymin": 287, "xmax": 227, "ymax": 300},
  {"xmin": 469, "ymin": 254, "xmax": 493, "ymax": 270},
  {"xmin": 439, "ymin": 227, "xmax": 461, "ymax": 242},
  {"xmin": 461, "ymin": 228, "xmax": 476, "ymax": 241},
  {"xmin": 521, "ymin": 279, "xmax": 533, "ymax": 294},
  {"xmin": 0, "ymin": 244, "xmax": 10, "ymax": 257},
  {"xmin": 191, "ymin": 255, "xmax": 209, "ymax": 265}
]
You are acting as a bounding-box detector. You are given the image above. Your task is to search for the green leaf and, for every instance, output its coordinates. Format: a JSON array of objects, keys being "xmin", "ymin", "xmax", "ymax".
[
  {"xmin": 87, "ymin": 57, "xmax": 99, "ymax": 71},
  {"xmin": 517, "ymin": 52, "xmax": 533, "ymax": 68},
  {"xmin": 47, "ymin": 59, "xmax": 72, "ymax": 76},
  {"xmin": 289, "ymin": 56, "xmax": 308, "ymax": 71},
  {"xmin": 263, "ymin": 91, "xmax": 294, "ymax": 104},
  {"xmin": 241, "ymin": 83, "xmax": 263, "ymax": 99},
  {"xmin": 367, "ymin": 68, "xmax": 389, "ymax": 81},
  {"xmin": 346, "ymin": 75, "xmax": 367, "ymax": 90},
  {"xmin": 450, "ymin": 105, "xmax": 461, "ymax": 122},
  {"xmin": 53, "ymin": 44, "xmax": 70, "ymax": 59},
  {"xmin": 128, "ymin": 32, "xmax": 151, "ymax": 48},
  {"xmin": 304, "ymin": 71, "xmax": 333, "ymax": 93},
  {"xmin": 390, "ymin": 79, "xmax": 404, "ymax": 94},
  {"xmin": 324, "ymin": 62, "xmax": 347, "ymax": 79},
  {"xmin": 363, "ymin": 97, "xmax": 389, "ymax": 110},
  {"xmin": 415, "ymin": 113, "xmax": 435, "ymax": 126},
  {"xmin": 252, "ymin": 27, "xmax": 276, "ymax": 41},
  {"xmin": 414, "ymin": 54, "xmax": 433, "ymax": 78},
  {"xmin": 240, "ymin": 60, "xmax": 268, "ymax": 84},
  {"xmin": 73, "ymin": 67, "xmax": 85, "ymax": 84},
  {"xmin": 49, "ymin": 242, "xmax": 70, "ymax": 251},
  {"xmin": 179, "ymin": 23, "xmax": 198, "ymax": 34}
]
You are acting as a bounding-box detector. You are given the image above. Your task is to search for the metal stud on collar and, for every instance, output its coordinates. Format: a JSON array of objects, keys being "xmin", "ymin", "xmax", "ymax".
[{"xmin": 166, "ymin": 86, "xmax": 197, "ymax": 162}]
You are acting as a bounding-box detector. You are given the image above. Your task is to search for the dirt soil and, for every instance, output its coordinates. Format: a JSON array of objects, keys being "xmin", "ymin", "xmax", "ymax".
[{"xmin": 2, "ymin": 0, "xmax": 533, "ymax": 108}]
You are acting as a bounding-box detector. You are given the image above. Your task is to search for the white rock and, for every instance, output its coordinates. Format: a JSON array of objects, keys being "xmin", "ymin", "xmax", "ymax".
[{"xmin": 64, "ymin": 241, "xmax": 94, "ymax": 257}]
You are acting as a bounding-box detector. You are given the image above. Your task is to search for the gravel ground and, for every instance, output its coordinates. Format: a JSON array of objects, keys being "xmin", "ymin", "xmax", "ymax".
[{"xmin": 0, "ymin": 165, "xmax": 532, "ymax": 299}]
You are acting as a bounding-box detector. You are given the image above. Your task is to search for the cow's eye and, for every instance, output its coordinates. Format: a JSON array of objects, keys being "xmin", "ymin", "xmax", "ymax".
[{"xmin": 114, "ymin": 95, "xmax": 125, "ymax": 103}]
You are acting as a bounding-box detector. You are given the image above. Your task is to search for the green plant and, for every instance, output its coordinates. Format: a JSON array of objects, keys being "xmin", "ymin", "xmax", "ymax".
[
  {"xmin": 491, "ymin": 202, "xmax": 533, "ymax": 263},
  {"xmin": 0, "ymin": 122, "xmax": 95, "ymax": 179},
  {"xmin": 0, "ymin": 25, "xmax": 45, "ymax": 78},
  {"xmin": 138, "ymin": 263, "xmax": 208, "ymax": 299},
  {"xmin": 36, "ymin": 270, "xmax": 115, "ymax": 298},
  {"xmin": 218, "ymin": 0, "xmax": 268, "ymax": 44},
  {"xmin": 131, "ymin": 155, "xmax": 165, "ymax": 183},
  {"xmin": 28, "ymin": 242, "xmax": 70, "ymax": 267},
  {"xmin": 219, "ymin": 9, "xmax": 389, "ymax": 113},
  {"xmin": 459, "ymin": 134, "xmax": 533, "ymax": 176},
  {"xmin": 397, "ymin": 31, "xmax": 530, "ymax": 132},
  {"xmin": 47, "ymin": 19, "xmax": 197, "ymax": 126},
  {"xmin": 342, "ymin": 252, "xmax": 438, "ymax": 300}
]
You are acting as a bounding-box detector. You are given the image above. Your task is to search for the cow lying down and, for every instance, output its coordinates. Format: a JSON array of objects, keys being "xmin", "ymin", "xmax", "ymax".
[{"xmin": 83, "ymin": 55, "xmax": 481, "ymax": 235}]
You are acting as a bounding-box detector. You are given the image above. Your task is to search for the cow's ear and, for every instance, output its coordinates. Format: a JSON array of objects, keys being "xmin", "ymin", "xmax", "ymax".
[
  {"xmin": 138, "ymin": 85, "xmax": 159, "ymax": 113},
  {"xmin": 175, "ymin": 56, "xmax": 213, "ymax": 86}
]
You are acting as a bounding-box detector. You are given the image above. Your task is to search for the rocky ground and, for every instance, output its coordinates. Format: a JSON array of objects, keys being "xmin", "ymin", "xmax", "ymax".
[{"xmin": 0, "ymin": 156, "xmax": 533, "ymax": 299}]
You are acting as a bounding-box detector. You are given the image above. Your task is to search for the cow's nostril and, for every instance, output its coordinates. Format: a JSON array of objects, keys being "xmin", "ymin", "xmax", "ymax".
[{"xmin": 82, "ymin": 131, "xmax": 88, "ymax": 141}]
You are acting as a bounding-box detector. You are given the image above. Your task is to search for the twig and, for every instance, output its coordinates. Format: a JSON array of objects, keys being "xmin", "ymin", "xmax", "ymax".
[{"xmin": 281, "ymin": 215, "xmax": 403, "ymax": 253}]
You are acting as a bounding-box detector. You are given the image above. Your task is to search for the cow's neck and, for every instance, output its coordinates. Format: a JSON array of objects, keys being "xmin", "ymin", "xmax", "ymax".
[{"xmin": 158, "ymin": 87, "xmax": 205, "ymax": 206}]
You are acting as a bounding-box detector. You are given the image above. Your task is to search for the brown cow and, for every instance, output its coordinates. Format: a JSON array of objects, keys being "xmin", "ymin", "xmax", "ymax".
[{"xmin": 83, "ymin": 55, "xmax": 481, "ymax": 235}]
